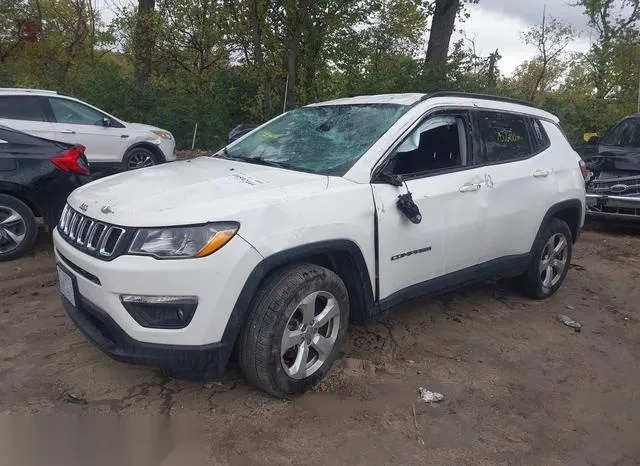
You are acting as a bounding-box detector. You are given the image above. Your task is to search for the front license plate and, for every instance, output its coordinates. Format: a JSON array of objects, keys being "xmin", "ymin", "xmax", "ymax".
[{"xmin": 57, "ymin": 266, "xmax": 76, "ymax": 307}]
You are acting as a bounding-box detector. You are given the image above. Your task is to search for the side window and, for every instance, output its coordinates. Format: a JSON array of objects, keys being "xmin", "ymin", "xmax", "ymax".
[
  {"xmin": 529, "ymin": 119, "xmax": 550, "ymax": 152},
  {"xmin": 602, "ymin": 119, "xmax": 640, "ymax": 148},
  {"xmin": 474, "ymin": 111, "xmax": 533, "ymax": 164},
  {"xmin": 389, "ymin": 113, "xmax": 468, "ymax": 177},
  {"xmin": 49, "ymin": 98, "xmax": 105, "ymax": 126},
  {"xmin": 0, "ymin": 96, "xmax": 46, "ymax": 122}
]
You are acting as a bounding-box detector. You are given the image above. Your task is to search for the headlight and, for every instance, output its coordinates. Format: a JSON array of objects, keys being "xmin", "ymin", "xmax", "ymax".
[
  {"xmin": 152, "ymin": 130, "xmax": 173, "ymax": 140},
  {"xmin": 128, "ymin": 222, "xmax": 239, "ymax": 259}
]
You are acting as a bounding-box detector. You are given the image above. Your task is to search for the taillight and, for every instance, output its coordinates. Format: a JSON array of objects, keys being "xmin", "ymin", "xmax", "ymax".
[
  {"xmin": 579, "ymin": 160, "xmax": 590, "ymax": 180},
  {"xmin": 51, "ymin": 145, "xmax": 90, "ymax": 176}
]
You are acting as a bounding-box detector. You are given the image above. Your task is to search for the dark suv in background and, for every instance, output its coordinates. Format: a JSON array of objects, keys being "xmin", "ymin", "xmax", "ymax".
[{"xmin": 580, "ymin": 114, "xmax": 640, "ymax": 220}]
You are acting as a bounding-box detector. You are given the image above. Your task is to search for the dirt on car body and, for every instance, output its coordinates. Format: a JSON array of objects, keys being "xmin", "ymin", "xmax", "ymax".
[{"xmin": 1, "ymin": 226, "xmax": 639, "ymax": 465}]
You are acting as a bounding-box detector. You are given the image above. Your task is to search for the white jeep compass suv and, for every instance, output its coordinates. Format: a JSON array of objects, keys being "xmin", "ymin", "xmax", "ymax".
[
  {"xmin": 0, "ymin": 88, "xmax": 176, "ymax": 171},
  {"xmin": 53, "ymin": 92, "xmax": 586, "ymax": 397}
]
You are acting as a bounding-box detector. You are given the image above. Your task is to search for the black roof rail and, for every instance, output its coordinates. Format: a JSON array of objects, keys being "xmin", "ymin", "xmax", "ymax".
[{"xmin": 419, "ymin": 91, "xmax": 538, "ymax": 109}]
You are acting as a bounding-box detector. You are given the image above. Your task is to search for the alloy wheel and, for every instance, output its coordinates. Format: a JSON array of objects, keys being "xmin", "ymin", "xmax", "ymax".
[
  {"xmin": 539, "ymin": 233, "xmax": 568, "ymax": 288},
  {"xmin": 281, "ymin": 291, "xmax": 341, "ymax": 380},
  {"xmin": 127, "ymin": 151, "xmax": 156, "ymax": 169},
  {"xmin": 0, "ymin": 206, "xmax": 26, "ymax": 254}
]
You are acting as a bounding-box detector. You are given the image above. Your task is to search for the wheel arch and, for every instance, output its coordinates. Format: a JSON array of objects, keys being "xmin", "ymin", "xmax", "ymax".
[
  {"xmin": 123, "ymin": 142, "xmax": 166, "ymax": 165},
  {"xmin": 0, "ymin": 182, "xmax": 40, "ymax": 217},
  {"xmin": 220, "ymin": 240, "xmax": 375, "ymax": 358},
  {"xmin": 533, "ymin": 199, "xmax": 583, "ymax": 250}
]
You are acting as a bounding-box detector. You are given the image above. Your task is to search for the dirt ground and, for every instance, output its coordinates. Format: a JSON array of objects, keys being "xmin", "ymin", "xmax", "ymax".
[{"xmin": 1, "ymin": 223, "xmax": 639, "ymax": 465}]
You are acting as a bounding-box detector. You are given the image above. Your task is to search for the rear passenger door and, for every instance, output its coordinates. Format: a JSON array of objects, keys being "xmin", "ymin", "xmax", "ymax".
[
  {"xmin": 473, "ymin": 111, "xmax": 557, "ymax": 263},
  {"xmin": 0, "ymin": 96, "xmax": 57, "ymax": 140}
]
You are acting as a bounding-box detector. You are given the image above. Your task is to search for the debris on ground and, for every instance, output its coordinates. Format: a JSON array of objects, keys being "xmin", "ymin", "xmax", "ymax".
[
  {"xmin": 558, "ymin": 314, "xmax": 582, "ymax": 332},
  {"xmin": 418, "ymin": 387, "xmax": 444, "ymax": 403},
  {"xmin": 64, "ymin": 393, "xmax": 87, "ymax": 405},
  {"xmin": 566, "ymin": 305, "xmax": 576, "ymax": 310},
  {"xmin": 571, "ymin": 263, "xmax": 586, "ymax": 271}
]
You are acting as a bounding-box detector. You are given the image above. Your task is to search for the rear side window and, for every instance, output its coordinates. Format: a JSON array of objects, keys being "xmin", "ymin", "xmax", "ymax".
[
  {"xmin": 0, "ymin": 96, "xmax": 46, "ymax": 122},
  {"xmin": 474, "ymin": 111, "xmax": 533, "ymax": 164},
  {"xmin": 529, "ymin": 119, "xmax": 551, "ymax": 152}
]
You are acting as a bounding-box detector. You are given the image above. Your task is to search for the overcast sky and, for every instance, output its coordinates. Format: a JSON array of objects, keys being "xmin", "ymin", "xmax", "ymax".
[
  {"xmin": 457, "ymin": 0, "xmax": 593, "ymax": 74},
  {"xmin": 97, "ymin": 0, "xmax": 594, "ymax": 76}
]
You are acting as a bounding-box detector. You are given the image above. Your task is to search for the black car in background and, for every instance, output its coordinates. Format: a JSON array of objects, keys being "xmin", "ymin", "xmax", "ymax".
[
  {"xmin": 0, "ymin": 125, "xmax": 89, "ymax": 260},
  {"xmin": 579, "ymin": 114, "xmax": 640, "ymax": 220}
]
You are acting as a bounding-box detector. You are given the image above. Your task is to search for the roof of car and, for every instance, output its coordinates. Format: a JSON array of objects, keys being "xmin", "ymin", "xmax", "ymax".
[
  {"xmin": 309, "ymin": 91, "xmax": 558, "ymax": 122},
  {"xmin": 0, "ymin": 88, "xmax": 59, "ymax": 96}
]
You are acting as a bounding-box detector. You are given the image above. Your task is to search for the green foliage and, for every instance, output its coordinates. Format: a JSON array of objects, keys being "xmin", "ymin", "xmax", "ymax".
[{"xmin": 0, "ymin": 0, "xmax": 638, "ymax": 149}]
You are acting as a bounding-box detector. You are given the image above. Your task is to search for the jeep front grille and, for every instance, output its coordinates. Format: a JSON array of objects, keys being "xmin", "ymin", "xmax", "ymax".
[{"xmin": 58, "ymin": 204, "xmax": 127, "ymax": 258}]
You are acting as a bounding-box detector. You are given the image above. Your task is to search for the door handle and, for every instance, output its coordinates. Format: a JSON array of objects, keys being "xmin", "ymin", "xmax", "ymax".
[
  {"xmin": 60, "ymin": 129, "xmax": 76, "ymax": 134},
  {"xmin": 459, "ymin": 182, "xmax": 482, "ymax": 193},
  {"xmin": 533, "ymin": 169, "xmax": 550, "ymax": 178}
]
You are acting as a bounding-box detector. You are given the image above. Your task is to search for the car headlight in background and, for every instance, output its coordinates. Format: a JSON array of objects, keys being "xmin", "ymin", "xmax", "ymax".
[
  {"xmin": 152, "ymin": 130, "xmax": 173, "ymax": 140},
  {"xmin": 128, "ymin": 222, "xmax": 239, "ymax": 259}
]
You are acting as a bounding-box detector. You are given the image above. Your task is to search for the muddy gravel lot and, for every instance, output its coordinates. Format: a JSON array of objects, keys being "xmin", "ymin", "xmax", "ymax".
[{"xmin": 1, "ymin": 223, "xmax": 639, "ymax": 465}]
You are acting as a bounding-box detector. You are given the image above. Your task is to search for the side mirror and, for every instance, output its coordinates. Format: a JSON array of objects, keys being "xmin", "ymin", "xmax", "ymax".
[
  {"xmin": 587, "ymin": 135, "xmax": 600, "ymax": 145},
  {"xmin": 377, "ymin": 170, "xmax": 403, "ymax": 187},
  {"xmin": 228, "ymin": 123, "xmax": 258, "ymax": 143},
  {"xmin": 102, "ymin": 117, "xmax": 112, "ymax": 127}
]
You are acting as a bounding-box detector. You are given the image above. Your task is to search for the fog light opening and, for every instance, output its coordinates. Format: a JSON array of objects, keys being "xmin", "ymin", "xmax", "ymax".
[{"xmin": 120, "ymin": 295, "xmax": 198, "ymax": 329}]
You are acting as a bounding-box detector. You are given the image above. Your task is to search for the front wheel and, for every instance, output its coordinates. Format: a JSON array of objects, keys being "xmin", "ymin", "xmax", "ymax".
[
  {"xmin": 238, "ymin": 264, "xmax": 349, "ymax": 398},
  {"xmin": 0, "ymin": 194, "xmax": 38, "ymax": 261},
  {"xmin": 124, "ymin": 147, "xmax": 159, "ymax": 170},
  {"xmin": 518, "ymin": 218, "xmax": 573, "ymax": 299}
]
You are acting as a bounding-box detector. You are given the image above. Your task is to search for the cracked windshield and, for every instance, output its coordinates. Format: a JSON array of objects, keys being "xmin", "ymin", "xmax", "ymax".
[{"xmin": 222, "ymin": 104, "xmax": 408, "ymax": 175}]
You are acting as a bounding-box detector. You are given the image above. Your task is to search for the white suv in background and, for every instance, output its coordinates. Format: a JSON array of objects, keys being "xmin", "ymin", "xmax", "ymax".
[
  {"xmin": 53, "ymin": 92, "xmax": 586, "ymax": 398},
  {"xmin": 0, "ymin": 88, "xmax": 176, "ymax": 171}
]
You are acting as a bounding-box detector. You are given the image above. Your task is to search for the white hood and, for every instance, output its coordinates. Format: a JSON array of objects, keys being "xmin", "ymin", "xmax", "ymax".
[
  {"xmin": 125, "ymin": 122, "xmax": 163, "ymax": 132},
  {"xmin": 68, "ymin": 157, "xmax": 329, "ymax": 226}
]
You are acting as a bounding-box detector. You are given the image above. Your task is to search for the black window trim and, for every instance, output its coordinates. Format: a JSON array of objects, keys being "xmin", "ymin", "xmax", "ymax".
[
  {"xmin": 468, "ymin": 109, "xmax": 551, "ymax": 169},
  {"xmin": 527, "ymin": 117, "xmax": 551, "ymax": 155},
  {"xmin": 371, "ymin": 105, "xmax": 559, "ymax": 183},
  {"xmin": 601, "ymin": 116, "xmax": 640, "ymax": 148},
  {"xmin": 371, "ymin": 107, "xmax": 476, "ymax": 182}
]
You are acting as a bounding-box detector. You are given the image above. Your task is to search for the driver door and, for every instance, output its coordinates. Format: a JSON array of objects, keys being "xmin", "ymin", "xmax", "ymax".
[
  {"xmin": 46, "ymin": 97, "xmax": 125, "ymax": 164},
  {"xmin": 372, "ymin": 110, "xmax": 488, "ymax": 302}
]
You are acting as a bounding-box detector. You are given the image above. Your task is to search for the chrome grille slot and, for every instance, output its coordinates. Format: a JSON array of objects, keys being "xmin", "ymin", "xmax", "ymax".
[
  {"xmin": 88, "ymin": 224, "xmax": 106, "ymax": 250},
  {"xmin": 99, "ymin": 227, "xmax": 125, "ymax": 256},
  {"xmin": 57, "ymin": 204, "xmax": 128, "ymax": 259}
]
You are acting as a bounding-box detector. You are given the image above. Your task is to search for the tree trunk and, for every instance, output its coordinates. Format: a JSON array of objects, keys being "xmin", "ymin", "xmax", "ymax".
[
  {"xmin": 134, "ymin": 0, "xmax": 155, "ymax": 86},
  {"xmin": 283, "ymin": 0, "xmax": 308, "ymax": 111},
  {"xmin": 425, "ymin": 0, "xmax": 460, "ymax": 73}
]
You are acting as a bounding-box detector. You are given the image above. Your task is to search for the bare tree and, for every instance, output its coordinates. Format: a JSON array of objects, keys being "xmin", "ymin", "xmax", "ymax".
[{"xmin": 522, "ymin": 6, "xmax": 576, "ymax": 100}]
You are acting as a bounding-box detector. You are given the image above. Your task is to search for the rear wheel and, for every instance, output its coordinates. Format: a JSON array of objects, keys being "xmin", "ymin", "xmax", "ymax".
[
  {"xmin": 518, "ymin": 218, "xmax": 572, "ymax": 299},
  {"xmin": 0, "ymin": 194, "xmax": 38, "ymax": 261},
  {"xmin": 238, "ymin": 264, "xmax": 349, "ymax": 398},
  {"xmin": 124, "ymin": 147, "xmax": 159, "ymax": 170}
]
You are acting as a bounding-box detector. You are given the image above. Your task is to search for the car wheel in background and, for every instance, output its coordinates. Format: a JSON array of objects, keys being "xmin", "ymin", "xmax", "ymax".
[
  {"xmin": 124, "ymin": 147, "xmax": 159, "ymax": 170},
  {"xmin": 0, "ymin": 194, "xmax": 38, "ymax": 261},
  {"xmin": 518, "ymin": 218, "xmax": 573, "ymax": 299},
  {"xmin": 238, "ymin": 264, "xmax": 350, "ymax": 398}
]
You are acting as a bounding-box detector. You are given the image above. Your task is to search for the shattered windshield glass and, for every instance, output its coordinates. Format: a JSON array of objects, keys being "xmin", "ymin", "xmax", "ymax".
[{"xmin": 221, "ymin": 104, "xmax": 408, "ymax": 175}]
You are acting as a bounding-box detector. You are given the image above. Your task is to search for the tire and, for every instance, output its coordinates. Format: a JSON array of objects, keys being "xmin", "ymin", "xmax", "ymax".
[
  {"xmin": 518, "ymin": 218, "xmax": 573, "ymax": 299},
  {"xmin": 0, "ymin": 194, "xmax": 38, "ymax": 262},
  {"xmin": 124, "ymin": 147, "xmax": 159, "ymax": 170},
  {"xmin": 238, "ymin": 264, "xmax": 350, "ymax": 398}
]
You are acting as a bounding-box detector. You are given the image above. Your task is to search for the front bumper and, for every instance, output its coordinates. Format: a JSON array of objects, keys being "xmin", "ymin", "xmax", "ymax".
[
  {"xmin": 61, "ymin": 285, "xmax": 226, "ymax": 378},
  {"xmin": 53, "ymin": 228, "xmax": 262, "ymax": 374},
  {"xmin": 586, "ymin": 193, "xmax": 640, "ymax": 220}
]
